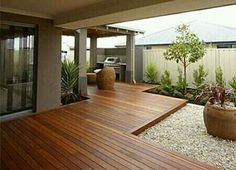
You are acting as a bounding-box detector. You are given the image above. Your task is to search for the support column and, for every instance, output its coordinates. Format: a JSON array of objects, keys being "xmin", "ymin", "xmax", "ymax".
[
  {"xmin": 37, "ymin": 22, "xmax": 62, "ymax": 112},
  {"xmin": 90, "ymin": 37, "xmax": 97, "ymax": 67},
  {"xmin": 75, "ymin": 29, "xmax": 87, "ymax": 95},
  {"xmin": 126, "ymin": 34, "xmax": 135, "ymax": 83}
]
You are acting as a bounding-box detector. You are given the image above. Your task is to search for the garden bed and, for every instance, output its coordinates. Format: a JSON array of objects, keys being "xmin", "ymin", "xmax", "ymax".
[
  {"xmin": 139, "ymin": 104, "xmax": 236, "ymax": 170},
  {"xmin": 61, "ymin": 95, "xmax": 90, "ymax": 105},
  {"xmin": 144, "ymin": 85, "xmax": 207, "ymax": 105}
]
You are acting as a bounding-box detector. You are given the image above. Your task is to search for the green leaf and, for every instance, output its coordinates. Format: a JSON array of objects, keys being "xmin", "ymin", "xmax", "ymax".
[
  {"xmin": 145, "ymin": 63, "xmax": 158, "ymax": 83},
  {"xmin": 61, "ymin": 60, "xmax": 80, "ymax": 104}
]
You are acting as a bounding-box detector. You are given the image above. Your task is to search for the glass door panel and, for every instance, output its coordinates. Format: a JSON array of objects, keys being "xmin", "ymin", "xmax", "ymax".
[{"xmin": 0, "ymin": 23, "xmax": 36, "ymax": 116}]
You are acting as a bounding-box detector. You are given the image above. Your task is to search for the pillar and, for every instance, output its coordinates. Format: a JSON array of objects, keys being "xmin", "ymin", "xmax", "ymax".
[
  {"xmin": 90, "ymin": 37, "xmax": 97, "ymax": 67},
  {"xmin": 126, "ymin": 34, "xmax": 136, "ymax": 83},
  {"xmin": 37, "ymin": 22, "xmax": 62, "ymax": 112},
  {"xmin": 75, "ymin": 29, "xmax": 87, "ymax": 95}
]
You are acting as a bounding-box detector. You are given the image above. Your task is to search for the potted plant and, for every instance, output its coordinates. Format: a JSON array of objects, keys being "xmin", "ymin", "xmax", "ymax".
[{"xmin": 200, "ymin": 84, "xmax": 236, "ymax": 140}]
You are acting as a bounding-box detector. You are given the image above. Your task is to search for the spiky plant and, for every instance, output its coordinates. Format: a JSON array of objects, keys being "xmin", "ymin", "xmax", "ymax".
[{"xmin": 61, "ymin": 60, "xmax": 80, "ymax": 105}]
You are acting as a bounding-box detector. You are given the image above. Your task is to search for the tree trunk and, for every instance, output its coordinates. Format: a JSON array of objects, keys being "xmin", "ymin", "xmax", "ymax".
[{"xmin": 183, "ymin": 58, "xmax": 187, "ymax": 93}]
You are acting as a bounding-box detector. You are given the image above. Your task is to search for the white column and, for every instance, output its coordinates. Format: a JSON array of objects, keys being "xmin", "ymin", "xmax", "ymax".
[
  {"xmin": 126, "ymin": 34, "xmax": 135, "ymax": 83},
  {"xmin": 75, "ymin": 29, "xmax": 87, "ymax": 95},
  {"xmin": 90, "ymin": 37, "xmax": 97, "ymax": 67}
]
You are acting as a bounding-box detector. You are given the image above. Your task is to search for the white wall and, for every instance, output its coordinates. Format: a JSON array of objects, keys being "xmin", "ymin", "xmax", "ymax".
[{"xmin": 143, "ymin": 49, "xmax": 236, "ymax": 87}]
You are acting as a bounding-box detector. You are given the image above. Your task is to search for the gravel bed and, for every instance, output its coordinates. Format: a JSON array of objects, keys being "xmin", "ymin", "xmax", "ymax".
[{"xmin": 139, "ymin": 104, "xmax": 236, "ymax": 170}]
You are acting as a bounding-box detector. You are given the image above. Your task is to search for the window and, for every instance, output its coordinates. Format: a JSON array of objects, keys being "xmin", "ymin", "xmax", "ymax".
[{"xmin": 146, "ymin": 46, "xmax": 152, "ymax": 50}]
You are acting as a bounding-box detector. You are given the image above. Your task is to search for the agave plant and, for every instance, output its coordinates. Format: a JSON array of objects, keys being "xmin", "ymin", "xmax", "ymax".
[{"xmin": 61, "ymin": 60, "xmax": 80, "ymax": 105}]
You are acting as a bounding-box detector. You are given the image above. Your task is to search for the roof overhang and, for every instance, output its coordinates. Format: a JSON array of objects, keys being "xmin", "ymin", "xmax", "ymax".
[
  {"xmin": 136, "ymin": 41, "xmax": 236, "ymax": 46},
  {"xmin": 63, "ymin": 25, "xmax": 144, "ymax": 38},
  {"xmin": 1, "ymin": 0, "xmax": 236, "ymax": 29}
]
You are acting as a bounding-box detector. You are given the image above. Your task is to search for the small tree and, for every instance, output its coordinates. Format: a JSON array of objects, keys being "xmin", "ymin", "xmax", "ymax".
[{"xmin": 164, "ymin": 24, "xmax": 206, "ymax": 93}]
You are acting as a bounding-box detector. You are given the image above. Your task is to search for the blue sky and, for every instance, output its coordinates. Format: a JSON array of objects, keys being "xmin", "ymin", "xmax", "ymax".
[{"xmin": 62, "ymin": 5, "xmax": 236, "ymax": 49}]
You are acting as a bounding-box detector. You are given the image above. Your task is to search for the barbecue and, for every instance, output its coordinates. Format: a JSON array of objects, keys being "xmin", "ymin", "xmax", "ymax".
[{"xmin": 104, "ymin": 57, "xmax": 121, "ymax": 74}]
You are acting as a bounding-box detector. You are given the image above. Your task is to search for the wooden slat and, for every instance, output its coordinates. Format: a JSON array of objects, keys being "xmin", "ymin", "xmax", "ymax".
[
  {"xmin": 1, "ymin": 129, "xmax": 42, "ymax": 169},
  {"xmin": 0, "ymin": 83, "xmax": 215, "ymax": 170},
  {"xmin": 11, "ymin": 120, "xmax": 81, "ymax": 169},
  {"xmin": 40, "ymin": 110, "xmax": 211, "ymax": 170}
]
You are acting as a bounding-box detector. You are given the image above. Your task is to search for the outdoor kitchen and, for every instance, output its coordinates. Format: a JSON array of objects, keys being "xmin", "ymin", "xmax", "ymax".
[
  {"xmin": 95, "ymin": 48, "xmax": 127, "ymax": 81},
  {"xmin": 62, "ymin": 25, "xmax": 144, "ymax": 86}
]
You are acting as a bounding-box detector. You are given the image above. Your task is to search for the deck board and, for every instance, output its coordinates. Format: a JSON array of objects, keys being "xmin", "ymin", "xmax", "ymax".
[{"xmin": 0, "ymin": 83, "xmax": 215, "ymax": 169}]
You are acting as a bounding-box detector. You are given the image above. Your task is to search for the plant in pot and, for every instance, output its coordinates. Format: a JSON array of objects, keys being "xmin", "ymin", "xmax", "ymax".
[{"xmin": 200, "ymin": 84, "xmax": 236, "ymax": 140}]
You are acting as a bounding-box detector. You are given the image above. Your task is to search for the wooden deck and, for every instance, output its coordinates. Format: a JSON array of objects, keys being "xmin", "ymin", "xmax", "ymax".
[{"xmin": 0, "ymin": 83, "xmax": 215, "ymax": 169}]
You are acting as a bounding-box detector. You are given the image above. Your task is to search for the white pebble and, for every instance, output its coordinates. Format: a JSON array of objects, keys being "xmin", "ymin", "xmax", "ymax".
[{"xmin": 139, "ymin": 104, "xmax": 236, "ymax": 170}]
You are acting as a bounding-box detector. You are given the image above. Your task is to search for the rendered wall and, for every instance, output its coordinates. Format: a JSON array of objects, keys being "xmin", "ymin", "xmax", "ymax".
[{"xmin": 37, "ymin": 20, "xmax": 61, "ymax": 112}]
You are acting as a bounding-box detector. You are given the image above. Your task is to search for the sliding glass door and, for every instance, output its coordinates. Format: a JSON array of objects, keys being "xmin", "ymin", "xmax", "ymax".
[{"xmin": 0, "ymin": 22, "xmax": 36, "ymax": 116}]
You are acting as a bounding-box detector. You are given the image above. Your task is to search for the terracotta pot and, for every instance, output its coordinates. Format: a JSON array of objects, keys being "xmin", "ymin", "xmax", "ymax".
[
  {"xmin": 96, "ymin": 67, "xmax": 115, "ymax": 90},
  {"xmin": 203, "ymin": 103, "xmax": 236, "ymax": 140}
]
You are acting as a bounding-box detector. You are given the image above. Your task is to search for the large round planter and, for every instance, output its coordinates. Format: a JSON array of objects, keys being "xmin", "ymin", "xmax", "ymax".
[
  {"xmin": 203, "ymin": 103, "xmax": 236, "ymax": 140},
  {"xmin": 96, "ymin": 67, "xmax": 115, "ymax": 90}
]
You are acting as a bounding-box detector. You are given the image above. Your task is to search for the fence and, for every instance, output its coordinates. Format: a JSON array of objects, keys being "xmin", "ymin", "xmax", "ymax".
[{"xmin": 143, "ymin": 49, "xmax": 236, "ymax": 87}]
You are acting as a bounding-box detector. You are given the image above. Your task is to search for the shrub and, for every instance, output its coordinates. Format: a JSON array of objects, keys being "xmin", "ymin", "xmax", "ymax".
[
  {"xmin": 193, "ymin": 65, "xmax": 208, "ymax": 88},
  {"xmin": 229, "ymin": 77, "xmax": 236, "ymax": 106},
  {"xmin": 153, "ymin": 86, "xmax": 161, "ymax": 93},
  {"xmin": 215, "ymin": 66, "xmax": 225, "ymax": 86},
  {"xmin": 160, "ymin": 70, "xmax": 172, "ymax": 87},
  {"xmin": 229, "ymin": 77, "xmax": 236, "ymax": 91},
  {"xmin": 145, "ymin": 63, "xmax": 158, "ymax": 83},
  {"xmin": 87, "ymin": 67, "xmax": 94, "ymax": 73},
  {"xmin": 173, "ymin": 90, "xmax": 184, "ymax": 98},
  {"xmin": 184, "ymin": 93, "xmax": 194, "ymax": 101},
  {"xmin": 176, "ymin": 67, "xmax": 188, "ymax": 94},
  {"xmin": 159, "ymin": 89, "xmax": 171, "ymax": 96},
  {"xmin": 160, "ymin": 70, "xmax": 173, "ymax": 94},
  {"xmin": 61, "ymin": 60, "xmax": 80, "ymax": 105}
]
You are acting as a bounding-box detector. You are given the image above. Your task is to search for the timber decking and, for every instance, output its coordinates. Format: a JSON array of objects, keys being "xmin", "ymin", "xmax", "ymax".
[{"xmin": 0, "ymin": 83, "xmax": 215, "ymax": 169}]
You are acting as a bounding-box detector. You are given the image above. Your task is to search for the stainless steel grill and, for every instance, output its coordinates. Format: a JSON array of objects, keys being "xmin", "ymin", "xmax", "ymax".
[{"xmin": 104, "ymin": 57, "xmax": 121, "ymax": 74}]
